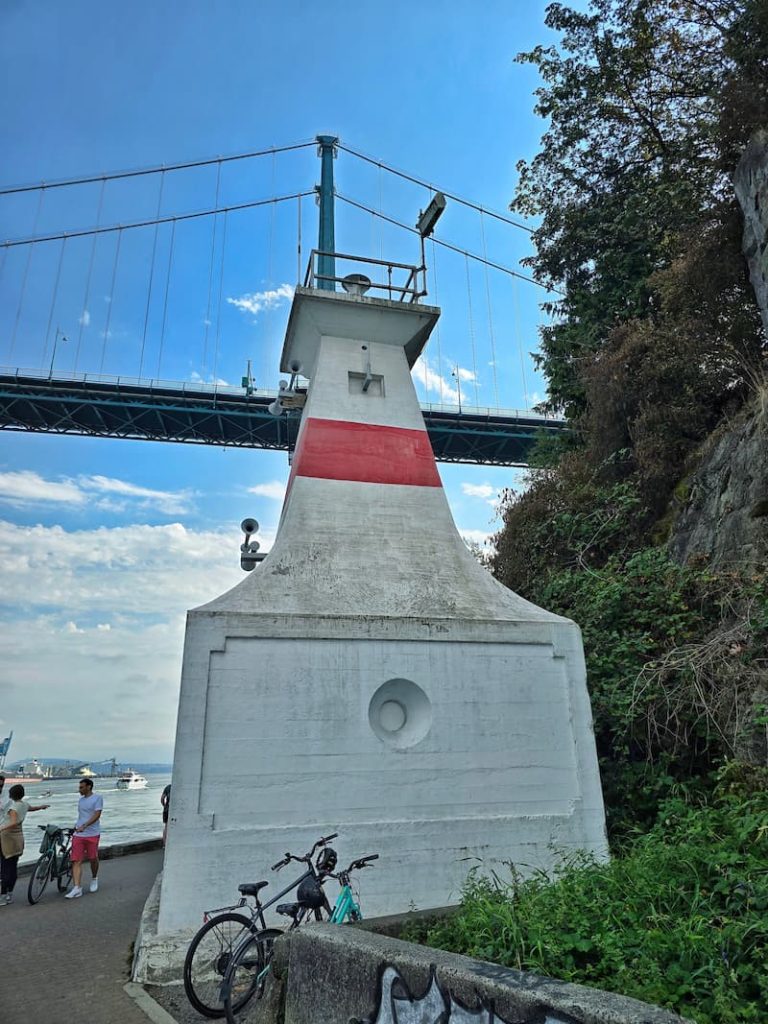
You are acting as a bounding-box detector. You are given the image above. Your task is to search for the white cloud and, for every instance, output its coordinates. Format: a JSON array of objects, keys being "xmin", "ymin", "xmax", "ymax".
[
  {"xmin": 461, "ymin": 482, "xmax": 494, "ymax": 500},
  {"xmin": 247, "ymin": 480, "xmax": 287, "ymax": 502},
  {"xmin": 455, "ymin": 367, "xmax": 476, "ymax": 382},
  {"xmin": 227, "ymin": 284, "xmax": 294, "ymax": 318},
  {"xmin": 0, "ymin": 519, "xmax": 259, "ymax": 760},
  {"xmin": 411, "ymin": 357, "xmax": 479, "ymax": 407},
  {"xmin": 459, "ymin": 528, "xmax": 495, "ymax": 549},
  {"xmin": 460, "ymin": 481, "xmax": 499, "ymax": 509},
  {"xmin": 190, "ymin": 371, "xmax": 230, "ymax": 387},
  {"xmin": 0, "ymin": 469, "xmax": 194, "ymax": 516},
  {"xmin": 411, "ymin": 359, "xmax": 459, "ymax": 404},
  {"xmin": 82, "ymin": 475, "xmax": 192, "ymax": 515},
  {"xmin": 78, "ymin": 309, "xmax": 91, "ymax": 327},
  {"xmin": 0, "ymin": 470, "xmax": 85, "ymax": 505}
]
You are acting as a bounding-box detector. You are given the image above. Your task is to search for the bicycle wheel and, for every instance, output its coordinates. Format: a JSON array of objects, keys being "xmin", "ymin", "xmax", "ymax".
[
  {"xmin": 223, "ymin": 928, "xmax": 282, "ymax": 1024},
  {"xmin": 56, "ymin": 850, "xmax": 73, "ymax": 892},
  {"xmin": 27, "ymin": 852, "xmax": 53, "ymax": 905},
  {"xmin": 183, "ymin": 912, "xmax": 252, "ymax": 1018}
]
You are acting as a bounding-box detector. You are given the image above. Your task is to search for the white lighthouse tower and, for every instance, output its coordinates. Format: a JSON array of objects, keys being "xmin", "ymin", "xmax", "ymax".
[{"xmin": 141, "ymin": 139, "xmax": 607, "ymax": 967}]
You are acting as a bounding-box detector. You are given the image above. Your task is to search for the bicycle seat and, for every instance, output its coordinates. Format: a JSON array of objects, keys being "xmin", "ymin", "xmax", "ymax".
[
  {"xmin": 238, "ymin": 881, "xmax": 269, "ymax": 897},
  {"xmin": 276, "ymin": 902, "xmax": 300, "ymax": 918}
]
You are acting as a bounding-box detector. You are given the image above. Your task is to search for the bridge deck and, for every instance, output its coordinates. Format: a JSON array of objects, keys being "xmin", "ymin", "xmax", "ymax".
[{"xmin": 0, "ymin": 372, "xmax": 565, "ymax": 467}]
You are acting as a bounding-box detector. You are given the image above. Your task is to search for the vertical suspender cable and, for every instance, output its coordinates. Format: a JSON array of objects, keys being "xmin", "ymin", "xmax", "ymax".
[
  {"xmin": 297, "ymin": 193, "xmax": 302, "ymax": 283},
  {"xmin": 139, "ymin": 170, "xmax": 165, "ymax": 378},
  {"xmin": 9, "ymin": 186, "xmax": 45, "ymax": 362},
  {"xmin": 74, "ymin": 178, "xmax": 106, "ymax": 372},
  {"xmin": 268, "ymin": 149, "xmax": 276, "ymax": 284},
  {"xmin": 156, "ymin": 218, "xmax": 176, "ymax": 379},
  {"xmin": 512, "ymin": 277, "xmax": 530, "ymax": 410},
  {"xmin": 464, "ymin": 254, "xmax": 480, "ymax": 407},
  {"xmin": 479, "ymin": 211, "xmax": 500, "ymax": 410},
  {"xmin": 100, "ymin": 228, "xmax": 123, "ymax": 374},
  {"xmin": 202, "ymin": 161, "xmax": 222, "ymax": 377},
  {"xmin": 421, "ymin": 188, "xmax": 432, "ymax": 398},
  {"xmin": 212, "ymin": 210, "xmax": 228, "ymax": 386},
  {"xmin": 378, "ymin": 163, "xmax": 384, "ymax": 261},
  {"xmin": 41, "ymin": 236, "xmax": 67, "ymax": 371},
  {"xmin": 431, "ymin": 238, "xmax": 444, "ymax": 405}
]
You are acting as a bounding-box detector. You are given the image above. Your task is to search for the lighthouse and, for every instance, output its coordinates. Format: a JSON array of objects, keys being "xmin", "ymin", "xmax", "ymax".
[{"xmin": 144, "ymin": 140, "xmax": 607, "ymax": 961}]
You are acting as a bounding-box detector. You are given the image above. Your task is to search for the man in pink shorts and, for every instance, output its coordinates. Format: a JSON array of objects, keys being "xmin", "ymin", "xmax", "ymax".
[{"xmin": 65, "ymin": 777, "xmax": 103, "ymax": 899}]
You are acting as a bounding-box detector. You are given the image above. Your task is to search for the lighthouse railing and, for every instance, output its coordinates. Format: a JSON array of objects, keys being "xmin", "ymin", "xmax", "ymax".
[{"xmin": 304, "ymin": 250, "xmax": 427, "ymax": 303}]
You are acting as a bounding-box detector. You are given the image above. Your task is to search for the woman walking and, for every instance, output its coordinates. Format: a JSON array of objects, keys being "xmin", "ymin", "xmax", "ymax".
[{"xmin": 0, "ymin": 784, "xmax": 49, "ymax": 905}]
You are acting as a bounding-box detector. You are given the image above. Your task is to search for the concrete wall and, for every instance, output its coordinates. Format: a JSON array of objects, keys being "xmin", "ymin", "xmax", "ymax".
[
  {"xmin": 273, "ymin": 924, "xmax": 692, "ymax": 1024},
  {"xmin": 157, "ymin": 619, "xmax": 605, "ymax": 933}
]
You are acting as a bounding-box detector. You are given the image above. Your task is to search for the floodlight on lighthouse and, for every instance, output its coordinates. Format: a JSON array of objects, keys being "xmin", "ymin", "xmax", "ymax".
[
  {"xmin": 416, "ymin": 192, "xmax": 446, "ymax": 237},
  {"xmin": 239, "ymin": 517, "xmax": 265, "ymax": 571},
  {"xmin": 268, "ymin": 399, "xmax": 283, "ymax": 417},
  {"xmin": 341, "ymin": 273, "xmax": 372, "ymax": 296}
]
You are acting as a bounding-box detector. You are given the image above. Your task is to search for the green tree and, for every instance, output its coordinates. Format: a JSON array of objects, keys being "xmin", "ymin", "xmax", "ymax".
[{"xmin": 514, "ymin": 0, "xmax": 763, "ymax": 418}]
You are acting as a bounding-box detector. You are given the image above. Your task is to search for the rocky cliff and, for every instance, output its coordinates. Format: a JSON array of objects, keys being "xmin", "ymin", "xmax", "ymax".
[
  {"xmin": 669, "ymin": 135, "xmax": 768, "ymax": 568},
  {"xmin": 669, "ymin": 397, "xmax": 768, "ymax": 567}
]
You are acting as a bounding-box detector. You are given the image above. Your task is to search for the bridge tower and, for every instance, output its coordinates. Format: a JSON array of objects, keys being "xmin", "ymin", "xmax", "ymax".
[{"xmin": 135, "ymin": 167, "xmax": 607, "ymax": 980}]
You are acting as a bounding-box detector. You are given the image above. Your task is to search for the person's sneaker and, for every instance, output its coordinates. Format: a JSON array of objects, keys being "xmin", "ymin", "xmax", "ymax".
[
  {"xmin": 2, "ymin": 894, "xmax": 12, "ymax": 905},
  {"xmin": 65, "ymin": 886, "xmax": 83, "ymax": 899},
  {"xmin": 89, "ymin": 879, "xmax": 99, "ymax": 893}
]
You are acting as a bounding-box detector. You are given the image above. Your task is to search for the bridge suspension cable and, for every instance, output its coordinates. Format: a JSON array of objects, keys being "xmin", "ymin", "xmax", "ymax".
[
  {"xmin": 335, "ymin": 191, "xmax": 557, "ymax": 293},
  {"xmin": 0, "ymin": 190, "xmax": 317, "ymax": 249},
  {"xmin": 337, "ymin": 142, "xmax": 534, "ymax": 234},
  {"xmin": 0, "ymin": 140, "xmax": 317, "ymax": 197}
]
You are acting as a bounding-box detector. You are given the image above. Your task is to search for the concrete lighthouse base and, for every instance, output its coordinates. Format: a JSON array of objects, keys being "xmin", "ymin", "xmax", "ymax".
[{"xmin": 133, "ymin": 608, "xmax": 607, "ymax": 982}]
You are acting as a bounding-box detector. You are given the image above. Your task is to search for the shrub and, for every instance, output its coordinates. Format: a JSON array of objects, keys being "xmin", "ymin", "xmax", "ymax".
[{"xmin": 421, "ymin": 778, "xmax": 768, "ymax": 1023}]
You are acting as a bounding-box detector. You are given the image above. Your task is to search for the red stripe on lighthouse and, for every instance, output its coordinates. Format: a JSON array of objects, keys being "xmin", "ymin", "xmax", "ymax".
[{"xmin": 291, "ymin": 418, "xmax": 441, "ymax": 487}]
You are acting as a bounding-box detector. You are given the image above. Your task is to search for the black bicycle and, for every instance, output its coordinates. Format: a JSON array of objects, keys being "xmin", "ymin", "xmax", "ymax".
[
  {"xmin": 27, "ymin": 825, "xmax": 74, "ymax": 904},
  {"xmin": 183, "ymin": 832, "xmax": 338, "ymax": 1018},
  {"xmin": 222, "ymin": 852, "xmax": 378, "ymax": 1024}
]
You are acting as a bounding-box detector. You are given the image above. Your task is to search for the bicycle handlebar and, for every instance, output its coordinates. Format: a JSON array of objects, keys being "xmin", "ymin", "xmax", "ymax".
[
  {"xmin": 271, "ymin": 832, "xmax": 340, "ymax": 872},
  {"xmin": 338, "ymin": 854, "xmax": 378, "ymax": 876}
]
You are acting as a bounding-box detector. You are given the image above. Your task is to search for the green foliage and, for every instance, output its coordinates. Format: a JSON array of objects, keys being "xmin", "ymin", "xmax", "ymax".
[
  {"xmin": 421, "ymin": 780, "xmax": 768, "ymax": 1023},
  {"xmin": 491, "ymin": 464, "xmax": 647, "ymax": 599},
  {"xmin": 494, "ymin": 505, "xmax": 768, "ymax": 837},
  {"xmin": 513, "ymin": 0, "xmax": 766, "ymax": 418},
  {"xmin": 491, "ymin": 0, "xmax": 768, "ymax": 846}
]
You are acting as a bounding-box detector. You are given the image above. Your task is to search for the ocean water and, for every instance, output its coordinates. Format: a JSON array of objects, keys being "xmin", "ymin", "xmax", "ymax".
[{"xmin": 12, "ymin": 772, "xmax": 171, "ymax": 865}]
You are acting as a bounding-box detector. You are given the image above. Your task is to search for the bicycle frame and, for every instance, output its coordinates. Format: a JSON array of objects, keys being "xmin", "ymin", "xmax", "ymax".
[
  {"xmin": 329, "ymin": 884, "xmax": 361, "ymax": 923},
  {"xmin": 204, "ymin": 862, "xmax": 327, "ymax": 930}
]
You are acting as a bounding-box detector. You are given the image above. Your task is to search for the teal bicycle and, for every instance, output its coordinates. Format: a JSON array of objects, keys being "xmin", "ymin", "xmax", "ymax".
[
  {"xmin": 328, "ymin": 853, "xmax": 378, "ymax": 922},
  {"xmin": 222, "ymin": 851, "xmax": 378, "ymax": 1023}
]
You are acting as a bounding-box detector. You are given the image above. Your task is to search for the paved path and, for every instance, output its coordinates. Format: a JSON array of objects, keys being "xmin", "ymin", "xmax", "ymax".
[{"xmin": 0, "ymin": 848, "xmax": 163, "ymax": 1024}]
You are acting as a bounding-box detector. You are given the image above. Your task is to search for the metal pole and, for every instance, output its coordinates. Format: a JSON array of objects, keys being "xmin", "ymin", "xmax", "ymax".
[{"xmin": 316, "ymin": 135, "xmax": 338, "ymax": 290}]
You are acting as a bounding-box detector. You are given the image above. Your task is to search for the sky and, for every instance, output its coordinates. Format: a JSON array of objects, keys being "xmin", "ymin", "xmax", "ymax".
[{"xmin": 0, "ymin": 0, "xmax": 567, "ymax": 763}]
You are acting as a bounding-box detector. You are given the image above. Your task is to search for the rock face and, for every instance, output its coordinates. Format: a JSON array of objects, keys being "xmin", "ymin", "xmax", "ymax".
[
  {"xmin": 669, "ymin": 399, "xmax": 768, "ymax": 567},
  {"xmin": 735, "ymin": 129, "xmax": 768, "ymax": 337},
  {"xmin": 669, "ymin": 134, "xmax": 768, "ymax": 568}
]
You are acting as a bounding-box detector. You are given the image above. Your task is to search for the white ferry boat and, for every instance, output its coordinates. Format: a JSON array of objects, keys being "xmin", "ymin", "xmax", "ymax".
[{"xmin": 115, "ymin": 770, "xmax": 148, "ymax": 790}]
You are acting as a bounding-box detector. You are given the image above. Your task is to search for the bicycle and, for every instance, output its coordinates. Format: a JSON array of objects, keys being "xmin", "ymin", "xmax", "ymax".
[
  {"xmin": 27, "ymin": 825, "xmax": 74, "ymax": 904},
  {"xmin": 222, "ymin": 852, "xmax": 379, "ymax": 1024},
  {"xmin": 183, "ymin": 832, "xmax": 339, "ymax": 1019}
]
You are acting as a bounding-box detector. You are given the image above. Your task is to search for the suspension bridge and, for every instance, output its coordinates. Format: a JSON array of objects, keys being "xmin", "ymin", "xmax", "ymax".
[{"xmin": 0, "ymin": 135, "xmax": 564, "ymax": 466}]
